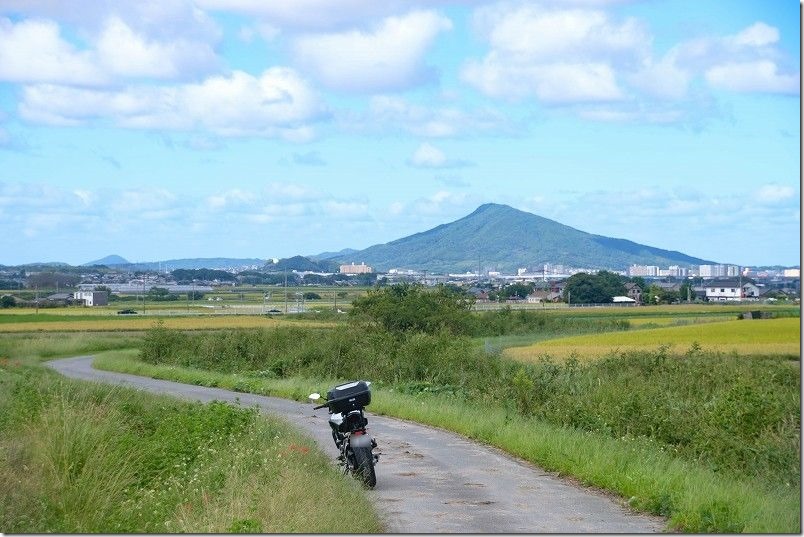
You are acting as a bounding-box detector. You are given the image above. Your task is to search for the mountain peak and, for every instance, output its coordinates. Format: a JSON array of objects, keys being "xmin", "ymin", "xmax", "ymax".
[{"xmin": 334, "ymin": 204, "xmax": 712, "ymax": 273}]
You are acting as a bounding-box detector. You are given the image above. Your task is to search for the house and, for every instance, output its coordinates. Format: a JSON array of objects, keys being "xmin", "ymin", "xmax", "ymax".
[
  {"xmin": 526, "ymin": 290, "xmax": 562, "ymax": 303},
  {"xmin": 624, "ymin": 283, "xmax": 642, "ymax": 303},
  {"xmin": 704, "ymin": 280, "xmax": 758, "ymax": 301},
  {"xmin": 73, "ymin": 291, "xmax": 109, "ymax": 306}
]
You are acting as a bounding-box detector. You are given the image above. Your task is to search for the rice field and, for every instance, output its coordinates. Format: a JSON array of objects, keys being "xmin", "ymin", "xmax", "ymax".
[
  {"xmin": 504, "ymin": 317, "xmax": 802, "ymax": 362},
  {"xmin": 0, "ymin": 315, "xmax": 335, "ymax": 332}
]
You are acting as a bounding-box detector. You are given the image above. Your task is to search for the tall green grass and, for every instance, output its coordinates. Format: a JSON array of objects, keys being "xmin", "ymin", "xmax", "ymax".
[
  {"xmin": 94, "ymin": 350, "xmax": 800, "ymax": 533},
  {"xmin": 0, "ymin": 332, "xmax": 141, "ymax": 361},
  {"xmin": 0, "ymin": 363, "xmax": 382, "ymax": 533},
  {"xmin": 138, "ymin": 324, "xmax": 800, "ymax": 486}
]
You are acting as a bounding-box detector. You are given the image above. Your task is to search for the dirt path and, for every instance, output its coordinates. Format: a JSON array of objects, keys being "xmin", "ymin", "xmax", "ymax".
[{"xmin": 47, "ymin": 356, "xmax": 666, "ymax": 533}]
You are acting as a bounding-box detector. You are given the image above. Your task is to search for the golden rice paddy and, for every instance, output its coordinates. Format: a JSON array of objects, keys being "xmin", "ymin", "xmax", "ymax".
[{"xmin": 503, "ymin": 317, "xmax": 802, "ymax": 362}]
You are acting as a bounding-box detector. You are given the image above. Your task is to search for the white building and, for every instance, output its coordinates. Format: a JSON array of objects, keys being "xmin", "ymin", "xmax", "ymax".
[
  {"xmin": 339, "ymin": 262, "xmax": 373, "ymax": 275},
  {"xmin": 699, "ymin": 264, "xmax": 740, "ymax": 278},
  {"xmin": 704, "ymin": 280, "xmax": 759, "ymax": 301},
  {"xmin": 73, "ymin": 291, "xmax": 109, "ymax": 306},
  {"xmin": 628, "ymin": 265, "xmax": 659, "ymax": 277}
]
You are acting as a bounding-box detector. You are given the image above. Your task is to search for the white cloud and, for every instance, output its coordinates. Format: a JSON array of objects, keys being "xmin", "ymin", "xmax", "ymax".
[
  {"xmin": 408, "ymin": 142, "xmax": 472, "ymax": 168},
  {"xmin": 462, "ymin": 3, "xmax": 648, "ymax": 103},
  {"xmin": 95, "ymin": 16, "xmax": 219, "ymax": 79},
  {"xmin": 410, "ymin": 143, "xmax": 447, "ymax": 167},
  {"xmin": 207, "ymin": 189, "xmax": 256, "ymax": 210},
  {"xmin": 19, "ymin": 69, "xmax": 328, "ymax": 140},
  {"xmin": 646, "ymin": 21, "xmax": 799, "ymax": 97},
  {"xmin": 705, "ymin": 61, "xmax": 799, "ymax": 94},
  {"xmin": 0, "ymin": 18, "xmax": 105, "ymax": 84},
  {"xmin": 755, "ymin": 184, "xmax": 795, "ymax": 204},
  {"xmin": 730, "ymin": 22, "xmax": 779, "ymax": 48},
  {"xmin": 0, "ymin": 3, "xmax": 222, "ymax": 85},
  {"xmin": 292, "ymin": 10, "xmax": 452, "ymax": 92}
]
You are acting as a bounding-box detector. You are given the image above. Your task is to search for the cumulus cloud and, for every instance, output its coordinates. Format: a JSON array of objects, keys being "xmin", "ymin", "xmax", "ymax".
[
  {"xmin": 0, "ymin": 8, "xmax": 221, "ymax": 85},
  {"xmin": 95, "ymin": 16, "xmax": 219, "ymax": 79},
  {"xmin": 632, "ymin": 20, "xmax": 798, "ymax": 100},
  {"xmin": 18, "ymin": 68, "xmax": 329, "ymax": 140},
  {"xmin": 0, "ymin": 18, "xmax": 106, "ymax": 85},
  {"xmin": 463, "ymin": 3, "xmax": 798, "ymax": 111},
  {"xmin": 462, "ymin": 3, "xmax": 649, "ymax": 103},
  {"xmin": 292, "ymin": 10, "xmax": 452, "ymax": 92}
]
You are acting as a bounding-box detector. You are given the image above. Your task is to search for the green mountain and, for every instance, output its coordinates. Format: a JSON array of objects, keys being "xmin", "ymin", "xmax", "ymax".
[{"xmin": 334, "ymin": 203, "xmax": 713, "ymax": 273}]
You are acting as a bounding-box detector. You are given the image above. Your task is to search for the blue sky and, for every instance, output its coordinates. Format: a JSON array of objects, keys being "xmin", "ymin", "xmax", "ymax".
[{"xmin": 0, "ymin": 0, "xmax": 799, "ymax": 268}]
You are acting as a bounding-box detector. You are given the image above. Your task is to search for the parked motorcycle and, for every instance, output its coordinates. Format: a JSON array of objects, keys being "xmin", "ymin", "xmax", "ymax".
[{"xmin": 309, "ymin": 380, "xmax": 379, "ymax": 488}]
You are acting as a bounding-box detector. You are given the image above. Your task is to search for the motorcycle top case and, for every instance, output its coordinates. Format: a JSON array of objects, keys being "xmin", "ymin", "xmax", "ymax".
[{"xmin": 327, "ymin": 380, "xmax": 371, "ymax": 413}]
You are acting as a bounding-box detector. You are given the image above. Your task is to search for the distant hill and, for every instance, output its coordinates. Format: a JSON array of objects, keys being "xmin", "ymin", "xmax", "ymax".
[
  {"xmin": 84, "ymin": 254, "xmax": 130, "ymax": 266},
  {"xmin": 266, "ymin": 255, "xmax": 340, "ymax": 273},
  {"xmin": 333, "ymin": 203, "xmax": 714, "ymax": 273},
  {"xmin": 133, "ymin": 258, "xmax": 267, "ymax": 271},
  {"xmin": 309, "ymin": 248, "xmax": 358, "ymax": 261}
]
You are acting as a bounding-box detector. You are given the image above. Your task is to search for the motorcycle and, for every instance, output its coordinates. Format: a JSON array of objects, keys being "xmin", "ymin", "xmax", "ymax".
[{"xmin": 309, "ymin": 380, "xmax": 379, "ymax": 488}]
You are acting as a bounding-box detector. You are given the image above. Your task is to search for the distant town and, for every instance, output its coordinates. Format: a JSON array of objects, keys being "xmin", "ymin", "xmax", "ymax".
[{"xmin": 1, "ymin": 258, "xmax": 799, "ymax": 309}]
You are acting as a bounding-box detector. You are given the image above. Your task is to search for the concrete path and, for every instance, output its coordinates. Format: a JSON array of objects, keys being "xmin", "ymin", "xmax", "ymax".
[{"xmin": 47, "ymin": 356, "xmax": 666, "ymax": 533}]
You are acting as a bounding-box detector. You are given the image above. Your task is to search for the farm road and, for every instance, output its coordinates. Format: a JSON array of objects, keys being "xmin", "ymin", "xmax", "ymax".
[{"xmin": 47, "ymin": 356, "xmax": 666, "ymax": 533}]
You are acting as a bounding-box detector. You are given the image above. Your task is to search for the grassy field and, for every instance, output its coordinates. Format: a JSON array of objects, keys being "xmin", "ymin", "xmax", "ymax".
[
  {"xmin": 504, "ymin": 317, "xmax": 801, "ymax": 361},
  {"xmin": 0, "ymin": 360, "xmax": 383, "ymax": 533},
  {"xmin": 0, "ymin": 314, "xmax": 336, "ymax": 332}
]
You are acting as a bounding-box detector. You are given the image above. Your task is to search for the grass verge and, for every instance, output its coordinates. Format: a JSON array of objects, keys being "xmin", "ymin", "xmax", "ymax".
[
  {"xmin": 0, "ymin": 360, "xmax": 383, "ymax": 533},
  {"xmin": 94, "ymin": 350, "xmax": 800, "ymax": 533}
]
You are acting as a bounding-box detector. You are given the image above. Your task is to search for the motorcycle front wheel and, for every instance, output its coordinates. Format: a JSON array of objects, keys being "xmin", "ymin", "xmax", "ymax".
[{"xmin": 352, "ymin": 446, "xmax": 376, "ymax": 489}]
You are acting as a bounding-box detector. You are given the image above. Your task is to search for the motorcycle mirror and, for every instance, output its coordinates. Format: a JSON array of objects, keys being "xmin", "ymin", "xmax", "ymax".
[{"xmin": 308, "ymin": 393, "xmax": 321, "ymax": 403}]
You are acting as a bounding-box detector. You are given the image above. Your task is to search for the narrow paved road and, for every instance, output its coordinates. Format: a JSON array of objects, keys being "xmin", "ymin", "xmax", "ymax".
[{"xmin": 47, "ymin": 356, "xmax": 666, "ymax": 533}]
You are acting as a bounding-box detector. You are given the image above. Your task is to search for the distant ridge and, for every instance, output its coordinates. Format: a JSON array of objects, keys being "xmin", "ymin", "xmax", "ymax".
[
  {"xmin": 83, "ymin": 256, "xmax": 265, "ymax": 270},
  {"xmin": 131, "ymin": 258, "xmax": 267, "ymax": 271},
  {"xmin": 84, "ymin": 254, "xmax": 130, "ymax": 266},
  {"xmin": 331, "ymin": 203, "xmax": 714, "ymax": 273}
]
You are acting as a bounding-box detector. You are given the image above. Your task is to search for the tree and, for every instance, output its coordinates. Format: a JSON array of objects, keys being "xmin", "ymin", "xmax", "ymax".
[
  {"xmin": 303, "ymin": 292, "xmax": 321, "ymax": 300},
  {"xmin": 350, "ymin": 283, "xmax": 475, "ymax": 335},
  {"xmin": 499, "ymin": 282, "xmax": 535, "ymax": 300},
  {"xmin": 1, "ymin": 295, "xmax": 15, "ymax": 308},
  {"xmin": 147, "ymin": 287, "xmax": 178, "ymax": 301},
  {"xmin": 94, "ymin": 285, "xmax": 119, "ymax": 302},
  {"xmin": 562, "ymin": 271, "xmax": 626, "ymax": 304}
]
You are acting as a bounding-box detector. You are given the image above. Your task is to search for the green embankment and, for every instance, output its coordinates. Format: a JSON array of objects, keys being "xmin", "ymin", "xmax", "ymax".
[{"xmin": 0, "ymin": 359, "xmax": 382, "ymax": 534}]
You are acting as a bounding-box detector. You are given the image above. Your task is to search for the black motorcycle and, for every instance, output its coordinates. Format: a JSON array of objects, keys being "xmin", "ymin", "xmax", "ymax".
[{"xmin": 309, "ymin": 380, "xmax": 378, "ymax": 488}]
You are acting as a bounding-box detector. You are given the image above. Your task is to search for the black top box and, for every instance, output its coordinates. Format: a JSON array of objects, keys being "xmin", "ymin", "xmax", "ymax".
[{"xmin": 327, "ymin": 380, "xmax": 371, "ymax": 414}]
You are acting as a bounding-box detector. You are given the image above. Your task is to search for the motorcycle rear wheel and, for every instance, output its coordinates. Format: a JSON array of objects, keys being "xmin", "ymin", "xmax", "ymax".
[{"xmin": 352, "ymin": 446, "xmax": 376, "ymax": 489}]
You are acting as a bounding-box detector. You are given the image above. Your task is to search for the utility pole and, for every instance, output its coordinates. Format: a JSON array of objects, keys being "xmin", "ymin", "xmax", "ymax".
[{"xmin": 284, "ymin": 271, "xmax": 288, "ymax": 313}]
